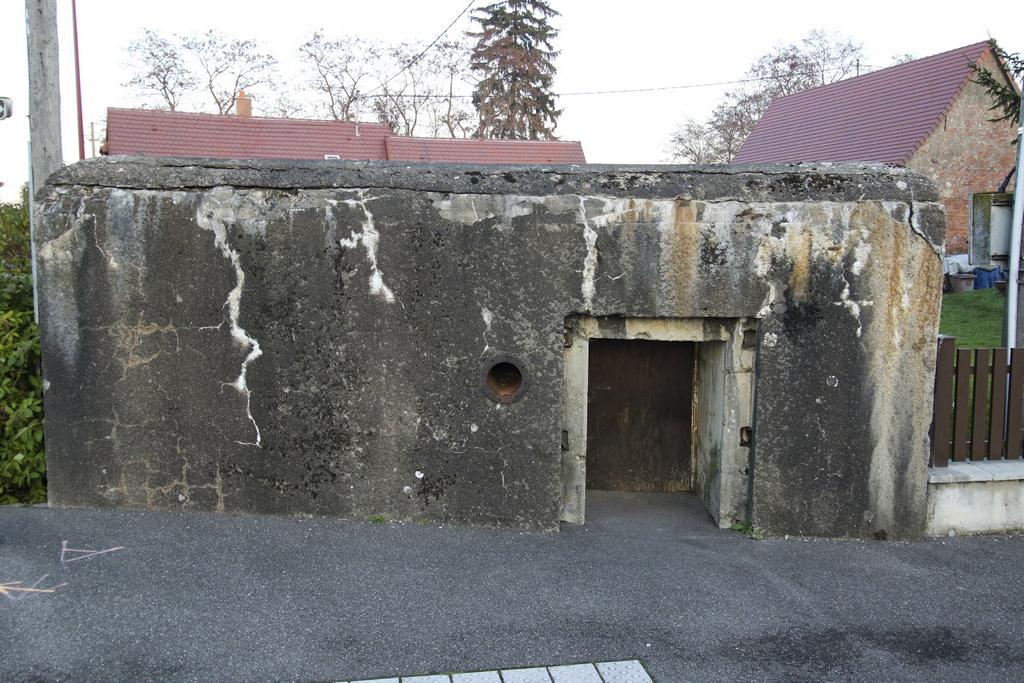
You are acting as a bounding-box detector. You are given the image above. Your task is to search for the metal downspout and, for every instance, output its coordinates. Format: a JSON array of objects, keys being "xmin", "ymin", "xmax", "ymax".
[{"xmin": 1006, "ymin": 97, "xmax": 1024, "ymax": 346}]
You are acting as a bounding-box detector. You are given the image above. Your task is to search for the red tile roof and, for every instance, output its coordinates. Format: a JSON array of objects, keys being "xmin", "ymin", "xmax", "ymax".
[
  {"xmin": 105, "ymin": 107, "xmax": 586, "ymax": 164},
  {"xmin": 385, "ymin": 136, "xmax": 585, "ymax": 163},
  {"xmin": 732, "ymin": 41, "xmax": 993, "ymax": 165},
  {"xmin": 106, "ymin": 108, "xmax": 392, "ymax": 160}
]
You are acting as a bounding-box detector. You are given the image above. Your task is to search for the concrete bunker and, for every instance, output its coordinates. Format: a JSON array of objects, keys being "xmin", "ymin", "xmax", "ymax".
[{"xmin": 34, "ymin": 158, "xmax": 945, "ymax": 540}]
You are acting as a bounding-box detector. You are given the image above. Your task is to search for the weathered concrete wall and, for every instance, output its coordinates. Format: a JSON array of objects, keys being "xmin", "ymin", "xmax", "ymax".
[{"xmin": 36, "ymin": 158, "xmax": 944, "ymax": 538}]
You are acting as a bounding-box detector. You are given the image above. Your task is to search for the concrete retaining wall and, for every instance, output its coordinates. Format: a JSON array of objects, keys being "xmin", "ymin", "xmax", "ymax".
[{"xmin": 927, "ymin": 461, "xmax": 1024, "ymax": 536}]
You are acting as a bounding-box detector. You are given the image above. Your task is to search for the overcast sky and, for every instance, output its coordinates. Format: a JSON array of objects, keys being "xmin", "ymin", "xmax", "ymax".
[{"xmin": 1, "ymin": 0, "xmax": 1021, "ymax": 202}]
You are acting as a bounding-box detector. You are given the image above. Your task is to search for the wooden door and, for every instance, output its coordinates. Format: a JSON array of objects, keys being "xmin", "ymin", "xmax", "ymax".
[{"xmin": 586, "ymin": 339, "xmax": 696, "ymax": 492}]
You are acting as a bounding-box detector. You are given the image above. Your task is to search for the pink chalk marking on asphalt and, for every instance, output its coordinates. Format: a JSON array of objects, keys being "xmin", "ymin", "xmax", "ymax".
[
  {"xmin": 60, "ymin": 540, "xmax": 125, "ymax": 564},
  {"xmin": 1, "ymin": 574, "xmax": 67, "ymax": 601}
]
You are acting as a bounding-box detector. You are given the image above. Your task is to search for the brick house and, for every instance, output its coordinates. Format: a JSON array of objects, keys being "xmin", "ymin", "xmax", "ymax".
[
  {"xmin": 732, "ymin": 41, "xmax": 1019, "ymax": 255},
  {"xmin": 102, "ymin": 99, "xmax": 587, "ymax": 165}
]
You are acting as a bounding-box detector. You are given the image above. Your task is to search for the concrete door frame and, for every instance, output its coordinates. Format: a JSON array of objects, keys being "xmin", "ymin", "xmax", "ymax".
[{"xmin": 561, "ymin": 315, "xmax": 757, "ymax": 528}]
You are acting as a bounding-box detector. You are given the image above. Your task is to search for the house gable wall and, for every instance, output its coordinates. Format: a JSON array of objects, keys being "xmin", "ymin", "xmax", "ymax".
[{"xmin": 906, "ymin": 50, "xmax": 1018, "ymax": 255}]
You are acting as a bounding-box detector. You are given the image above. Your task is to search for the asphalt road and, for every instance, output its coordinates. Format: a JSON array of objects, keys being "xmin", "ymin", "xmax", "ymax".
[{"xmin": 2, "ymin": 491, "xmax": 1023, "ymax": 683}]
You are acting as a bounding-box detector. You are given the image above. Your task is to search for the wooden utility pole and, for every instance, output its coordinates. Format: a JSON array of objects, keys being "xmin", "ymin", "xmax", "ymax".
[
  {"xmin": 26, "ymin": 0, "xmax": 63, "ymax": 193},
  {"xmin": 72, "ymin": 0, "xmax": 85, "ymax": 160}
]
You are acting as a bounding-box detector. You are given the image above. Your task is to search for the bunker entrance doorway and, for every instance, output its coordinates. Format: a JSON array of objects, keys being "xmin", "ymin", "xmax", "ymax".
[{"xmin": 586, "ymin": 338, "xmax": 696, "ymax": 492}]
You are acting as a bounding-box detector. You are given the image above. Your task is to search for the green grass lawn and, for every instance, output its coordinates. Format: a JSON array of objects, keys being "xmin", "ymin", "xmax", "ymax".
[{"xmin": 939, "ymin": 287, "xmax": 1006, "ymax": 348}]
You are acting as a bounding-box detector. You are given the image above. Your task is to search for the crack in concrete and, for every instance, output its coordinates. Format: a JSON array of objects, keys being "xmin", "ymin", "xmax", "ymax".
[
  {"xmin": 110, "ymin": 317, "xmax": 182, "ymax": 379},
  {"xmin": 907, "ymin": 201, "xmax": 944, "ymax": 259},
  {"xmin": 141, "ymin": 450, "xmax": 227, "ymax": 512},
  {"xmin": 95, "ymin": 413, "xmax": 228, "ymax": 511}
]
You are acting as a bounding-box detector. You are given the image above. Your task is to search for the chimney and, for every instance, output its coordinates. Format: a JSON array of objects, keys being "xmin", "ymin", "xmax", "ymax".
[{"xmin": 235, "ymin": 91, "xmax": 252, "ymax": 117}]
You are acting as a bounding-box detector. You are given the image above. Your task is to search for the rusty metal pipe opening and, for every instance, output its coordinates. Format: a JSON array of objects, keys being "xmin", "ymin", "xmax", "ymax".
[{"xmin": 481, "ymin": 355, "xmax": 530, "ymax": 403}]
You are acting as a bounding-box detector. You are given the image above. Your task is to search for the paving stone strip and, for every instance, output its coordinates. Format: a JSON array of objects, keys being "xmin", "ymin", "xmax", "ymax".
[{"xmin": 341, "ymin": 660, "xmax": 653, "ymax": 683}]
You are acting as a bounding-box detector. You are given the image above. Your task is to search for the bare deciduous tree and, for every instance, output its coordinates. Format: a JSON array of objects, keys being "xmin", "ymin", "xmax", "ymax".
[
  {"xmin": 371, "ymin": 42, "xmax": 430, "ymax": 136},
  {"xmin": 124, "ymin": 29, "xmax": 197, "ymax": 111},
  {"xmin": 124, "ymin": 29, "xmax": 277, "ymax": 115},
  {"xmin": 299, "ymin": 32, "xmax": 379, "ymax": 122},
  {"xmin": 798, "ymin": 29, "xmax": 864, "ymax": 85},
  {"xmin": 298, "ymin": 32, "xmax": 474, "ymax": 137},
  {"xmin": 124, "ymin": 26, "xmax": 474, "ymax": 134},
  {"xmin": 668, "ymin": 30, "xmax": 865, "ymax": 163},
  {"xmin": 266, "ymin": 91, "xmax": 313, "ymax": 120},
  {"xmin": 425, "ymin": 40, "xmax": 475, "ymax": 138},
  {"xmin": 368, "ymin": 40, "xmax": 474, "ymax": 137},
  {"xmin": 665, "ymin": 118, "xmax": 726, "ymax": 164},
  {"xmin": 182, "ymin": 31, "xmax": 278, "ymax": 115}
]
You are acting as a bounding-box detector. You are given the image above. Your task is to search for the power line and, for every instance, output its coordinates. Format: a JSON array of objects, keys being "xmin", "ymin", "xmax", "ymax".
[
  {"xmin": 361, "ymin": 7, "xmax": 891, "ymax": 104},
  {"xmin": 558, "ymin": 77, "xmax": 763, "ymax": 97},
  {"xmin": 355, "ymin": 77, "xmax": 761, "ymax": 102},
  {"xmin": 557, "ymin": 66, "xmax": 888, "ymax": 97},
  {"xmin": 355, "ymin": 1, "xmax": 894, "ymax": 104},
  {"xmin": 363, "ymin": 0, "xmax": 477, "ymax": 97},
  {"xmin": 360, "ymin": 65, "xmax": 890, "ymax": 101}
]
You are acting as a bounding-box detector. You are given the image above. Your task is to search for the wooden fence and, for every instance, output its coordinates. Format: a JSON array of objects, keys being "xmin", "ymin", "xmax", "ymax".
[{"xmin": 931, "ymin": 336, "xmax": 1024, "ymax": 466}]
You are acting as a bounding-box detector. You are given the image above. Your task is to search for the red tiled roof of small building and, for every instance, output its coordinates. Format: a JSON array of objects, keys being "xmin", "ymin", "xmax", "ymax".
[
  {"xmin": 105, "ymin": 107, "xmax": 586, "ymax": 164},
  {"xmin": 105, "ymin": 108, "xmax": 393, "ymax": 160},
  {"xmin": 385, "ymin": 136, "xmax": 586, "ymax": 163},
  {"xmin": 732, "ymin": 41, "xmax": 993, "ymax": 165}
]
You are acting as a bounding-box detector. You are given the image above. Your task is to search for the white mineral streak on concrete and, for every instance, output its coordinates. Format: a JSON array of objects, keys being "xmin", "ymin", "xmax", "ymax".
[
  {"xmin": 197, "ymin": 189, "xmax": 263, "ymax": 447},
  {"xmin": 287, "ymin": 191, "xmax": 342, "ymax": 252},
  {"xmin": 432, "ymin": 194, "xmax": 539, "ymax": 228},
  {"xmin": 578, "ymin": 196, "xmax": 677, "ymax": 311},
  {"xmin": 432, "ymin": 194, "xmax": 579, "ymax": 224},
  {"xmin": 833, "ymin": 204, "xmax": 874, "ymax": 337},
  {"xmin": 576, "ymin": 197, "xmax": 635, "ymax": 307},
  {"xmin": 340, "ymin": 190, "xmax": 395, "ymax": 303},
  {"xmin": 701, "ymin": 200, "xmax": 783, "ymax": 320},
  {"xmin": 577, "ymin": 197, "xmax": 599, "ymax": 311},
  {"xmin": 836, "ymin": 282, "xmax": 874, "ymax": 337},
  {"xmin": 481, "ymin": 307, "xmax": 494, "ymax": 354},
  {"xmin": 739, "ymin": 200, "xmax": 879, "ymax": 329}
]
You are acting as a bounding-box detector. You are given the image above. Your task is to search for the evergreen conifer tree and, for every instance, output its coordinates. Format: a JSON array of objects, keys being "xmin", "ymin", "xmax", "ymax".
[
  {"xmin": 970, "ymin": 40, "xmax": 1023, "ymax": 129},
  {"xmin": 468, "ymin": 0, "xmax": 561, "ymax": 139}
]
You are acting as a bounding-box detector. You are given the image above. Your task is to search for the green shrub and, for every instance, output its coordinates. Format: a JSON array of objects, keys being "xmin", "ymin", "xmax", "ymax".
[{"xmin": 1, "ymin": 188, "xmax": 45, "ymax": 504}]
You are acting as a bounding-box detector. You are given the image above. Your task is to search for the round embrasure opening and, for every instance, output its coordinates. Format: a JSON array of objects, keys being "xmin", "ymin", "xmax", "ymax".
[{"xmin": 481, "ymin": 355, "xmax": 529, "ymax": 403}]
